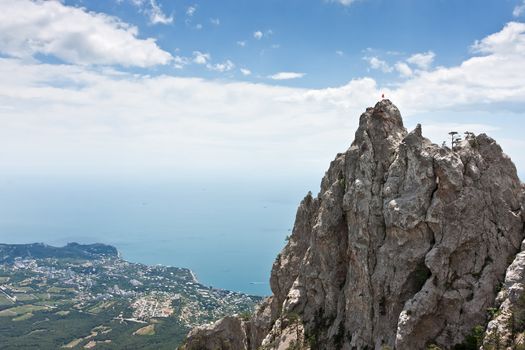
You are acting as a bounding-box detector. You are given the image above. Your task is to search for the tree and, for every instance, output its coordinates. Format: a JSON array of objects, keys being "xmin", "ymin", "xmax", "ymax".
[{"xmin": 449, "ymin": 131, "xmax": 462, "ymax": 150}]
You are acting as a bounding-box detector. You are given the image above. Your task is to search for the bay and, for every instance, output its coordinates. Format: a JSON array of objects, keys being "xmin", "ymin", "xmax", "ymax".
[{"xmin": 0, "ymin": 175, "xmax": 314, "ymax": 296}]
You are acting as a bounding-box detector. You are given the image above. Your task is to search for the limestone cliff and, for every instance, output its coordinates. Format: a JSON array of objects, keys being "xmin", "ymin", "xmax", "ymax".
[{"xmin": 181, "ymin": 100, "xmax": 525, "ymax": 350}]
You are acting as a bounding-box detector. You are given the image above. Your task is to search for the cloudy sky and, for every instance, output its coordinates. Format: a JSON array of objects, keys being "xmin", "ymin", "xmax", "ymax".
[{"xmin": 1, "ymin": 0, "xmax": 525, "ymax": 182}]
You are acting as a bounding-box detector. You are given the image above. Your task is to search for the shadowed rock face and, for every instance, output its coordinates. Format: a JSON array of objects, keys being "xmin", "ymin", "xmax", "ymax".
[{"xmin": 181, "ymin": 100, "xmax": 525, "ymax": 350}]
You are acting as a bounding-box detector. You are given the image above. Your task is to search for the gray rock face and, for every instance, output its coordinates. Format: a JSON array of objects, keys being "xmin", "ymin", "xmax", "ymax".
[
  {"xmin": 180, "ymin": 316, "xmax": 249, "ymax": 350},
  {"xmin": 483, "ymin": 236, "xmax": 525, "ymax": 349},
  {"xmin": 181, "ymin": 100, "xmax": 525, "ymax": 350}
]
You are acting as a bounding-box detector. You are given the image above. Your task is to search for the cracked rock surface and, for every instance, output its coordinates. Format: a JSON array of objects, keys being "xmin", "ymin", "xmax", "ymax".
[{"xmin": 181, "ymin": 100, "xmax": 525, "ymax": 350}]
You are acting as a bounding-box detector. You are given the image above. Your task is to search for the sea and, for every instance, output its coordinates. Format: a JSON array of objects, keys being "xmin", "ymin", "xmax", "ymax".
[{"xmin": 0, "ymin": 174, "xmax": 318, "ymax": 296}]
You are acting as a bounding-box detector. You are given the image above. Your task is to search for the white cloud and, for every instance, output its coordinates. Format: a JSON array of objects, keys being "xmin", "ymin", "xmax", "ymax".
[
  {"xmin": 388, "ymin": 22, "xmax": 525, "ymax": 113},
  {"xmin": 147, "ymin": 0, "xmax": 173, "ymax": 25},
  {"xmin": 387, "ymin": 50, "xmax": 403, "ymax": 56},
  {"xmin": 253, "ymin": 31, "xmax": 263, "ymax": 40},
  {"xmin": 514, "ymin": 1, "xmax": 525, "ymax": 17},
  {"xmin": 329, "ymin": 0, "xmax": 358, "ymax": 5},
  {"xmin": 124, "ymin": 0, "xmax": 173, "ymax": 25},
  {"xmin": 173, "ymin": 55, "xmax": 189, "ymax": 69},
  {"xmin": 188, "ymin": 52, "xmax": 235, "ymax": 72},
  {"xmin": 186, "ymin": 5, "xmax": 197, "ymax": 17},
  {"xmin": 268, "ymin": 72, "xmax": 306, "ymax": 80},
  {"xmin": 395, "ymin": 62, "xmax": 413, "ymax": 77},
  {"xmin": 0, "ymin": 0, "xmax": 172, "ymax": 67},
  {"xmin": 1, "ymin": 22, "xmax": 525, "ymax": 179},
  {"xmin": 0, "ymin": 58, "xmax": 365, "ymax": 178},
  {"xmin": 192, "ymin": 51, "xmax": 210, "ymax": 64},
  {"xmin": 336, "ymin": 50, "xmax": 344, "ymax": 56},
  {"xmin": 240, "ymin": 68, "xmax": 252, "ymax": 76},
  {"xmin": 207, "ymin": 60, "xmax": 235, "ymax": 72},
  {"xmin": 130, "ymin": 0, "xmax": 146, "ymax": 6},
  {"xmin": 210, "ymin": 18, "xmax": 220, "ymax": 26},
  {"xmin": 237, "ymin": 41, "xmax": 246, "ymax": 47},
  {"xmin": 195, "ymin": 23, "xmax": 203, "ymax": 30},
  {"xmin": 365, "ymin": 57, "xmax": 393, "ymax": 73},
  {"xmin": 472, "ymin": 22, "xmax": 525, "ymax": 56},
  {"xmin": 371, "ymin": 51, "xmax": 434, "ymax": 78},
  {"xmin": 406, "ymin": 51, "xmax": 435, "ymax": 70}
]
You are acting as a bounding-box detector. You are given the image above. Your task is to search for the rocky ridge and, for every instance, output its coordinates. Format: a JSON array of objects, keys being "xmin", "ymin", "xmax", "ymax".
[{"xmin": 181, "ymin": 100, "xmax": 525, "ymax": 349}]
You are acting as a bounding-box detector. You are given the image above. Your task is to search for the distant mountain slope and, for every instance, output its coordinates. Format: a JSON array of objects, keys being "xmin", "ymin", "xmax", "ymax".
[
  {"xmin": 0, "ymin": 242, "xmax": 118, "ymax": 263},
  {"xmin": 182, "ymin": 100, "xmax": 525, "ymax": 350}
]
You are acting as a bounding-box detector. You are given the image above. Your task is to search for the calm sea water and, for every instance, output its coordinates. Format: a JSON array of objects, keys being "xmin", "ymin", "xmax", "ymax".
[{"xmin": 0, "ymin": 175, "xmax": 315, "ymax": 296}]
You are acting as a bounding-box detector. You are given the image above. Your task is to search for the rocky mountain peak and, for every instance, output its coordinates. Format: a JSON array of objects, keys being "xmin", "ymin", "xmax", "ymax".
[
  {"xmin": 181, "ymin": 101, "xmax": 525, "ymax": 350},
  {"xmin": 355, "ymin": 99, "xmax": 406, "ymax": 143},
  {"xmin": 352, "ymin": 99, "xmax": 407, "ymax": 167}
]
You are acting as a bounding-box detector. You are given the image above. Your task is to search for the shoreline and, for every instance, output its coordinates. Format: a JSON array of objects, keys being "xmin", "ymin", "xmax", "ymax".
[{"xmin": 0, "ymin": 241, "xmax": 268, "ymax": 297}]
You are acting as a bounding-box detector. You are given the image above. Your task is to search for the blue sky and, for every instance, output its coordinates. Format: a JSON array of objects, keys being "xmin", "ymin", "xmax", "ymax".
[
  {"xmin": 0, "ymin": 0, "xmax": 524, "ymax": 183},
  {"xmin": 61, "ymin": 0, "xmax": 520, "ymax": 88}
]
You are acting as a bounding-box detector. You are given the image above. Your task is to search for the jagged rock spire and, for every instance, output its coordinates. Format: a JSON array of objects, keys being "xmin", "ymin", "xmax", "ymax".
[{"xmin": 181, "ymin": 101, "xmax": 525, "ymax": 350}]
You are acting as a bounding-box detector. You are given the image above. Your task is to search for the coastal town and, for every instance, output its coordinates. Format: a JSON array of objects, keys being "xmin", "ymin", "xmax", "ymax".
[{"xmin": 0, "ymin": 243, "xmax": 261, "ymax": 349}]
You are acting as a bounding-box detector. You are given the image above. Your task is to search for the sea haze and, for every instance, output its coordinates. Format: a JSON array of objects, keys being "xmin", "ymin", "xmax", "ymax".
[{"xmin": 0, "ymin": 174, "xmax": 316, "ymax": 296}]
